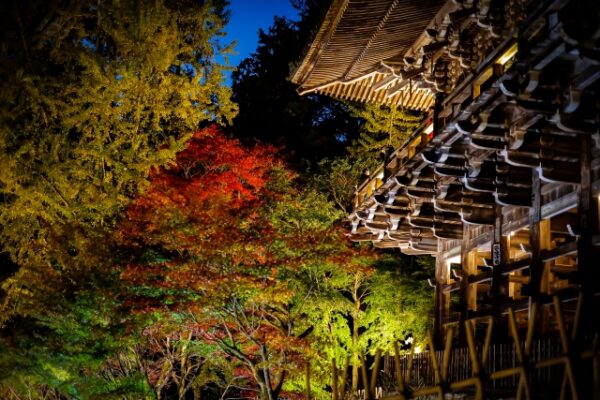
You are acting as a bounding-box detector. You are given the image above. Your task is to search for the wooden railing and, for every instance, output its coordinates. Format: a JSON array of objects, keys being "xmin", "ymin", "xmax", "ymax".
[
  {"xmin": 332, "ymin": 295, "xmax": 600, "ymax": 400},
  {"xmin": 378, "ymin": 336, "xmax": 565, "ymax": 397}
]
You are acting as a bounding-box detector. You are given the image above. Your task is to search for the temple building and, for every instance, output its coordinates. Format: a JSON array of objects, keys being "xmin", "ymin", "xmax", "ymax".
[{"xmin": 292, "ymin": 0, "xmax": 600, "ymax": 397}]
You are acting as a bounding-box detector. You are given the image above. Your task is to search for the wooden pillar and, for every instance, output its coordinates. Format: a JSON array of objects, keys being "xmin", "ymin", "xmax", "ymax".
[
  {"xmin": 433, "ymin": 92, "xmax": 444, "ymax": 137},
  {"xmin": 459, "ymin": 226, "xmax": 475, "ymax": 342},
  {"xmin": 466, "ymin": 251, "xmax": 477, "ymax": 312},
  {"xmin": 459, "ymin": 231, "xmax": 469, "ymax": 342},
  {"xmin": 577, "ymin": 133, "xmax": 597, "ymax": 335},
  {"xmin": 432, "ymin": 92, "xmax": 446, "ymax": 346},
  {"xmin": 539, "ymin": 218, "xmax": 554, "ymax": 333},
  {"xmin": 527, "ymin": 169, "xmax": 542, "ymax": 320},
  {"xmin": 433, "ymin": 254, "xmax": 448, "ymax": 347},
  {"xmin": 491, "ymin": 204, "xmax": 509, "ymax": 331},
  {"xmin": 508, "ymin": 233, "xmax": 518, "ymax": 298},
  {"xmin": 539, "ymin": 219, "xmax": 553, "ymax": 294},
  {"xmin": 491, "ymin": 206, "xmax": 508, "ymax": 300}
]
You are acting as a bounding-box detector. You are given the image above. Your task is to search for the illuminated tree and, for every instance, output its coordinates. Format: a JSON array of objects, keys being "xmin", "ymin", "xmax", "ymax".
[
  {"xmin": 0, "ymin": 1, "xmax": 236, "ymax": 397},
  {"xmin": 117, "ymin": 126, "xmax": 373, "ymax": 399},
  {"xmin": 349, "ymin": 104, "xmax": 423, "ymax": 161},
  {"xmin": 0, "ymin": 0, "xmax": 236, "ymax": 321}
]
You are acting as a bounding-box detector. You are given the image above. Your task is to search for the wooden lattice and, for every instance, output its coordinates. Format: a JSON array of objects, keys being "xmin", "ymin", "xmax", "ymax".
[{"xmin": 343, "ymin": 294, "xmax": 600, "ymax": 400}]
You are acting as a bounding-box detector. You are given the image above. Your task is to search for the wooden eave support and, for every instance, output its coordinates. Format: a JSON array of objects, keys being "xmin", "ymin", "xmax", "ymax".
[
  {"xmin": 443, "ymin": 257, "xmax": 531, "ymax": 293},
  {"xmin": 540, "ymin": 240, "xmax": 578, "ymax": 262}
]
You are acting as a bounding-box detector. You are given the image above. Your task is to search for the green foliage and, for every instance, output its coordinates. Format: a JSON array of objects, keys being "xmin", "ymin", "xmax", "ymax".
[
  {"xmin": 349, "ymin": 104, "xmax": 423, "ymax": 164},
  {"xmin": 0, "ymin": 270, "xmax": 141, "ymax": 399},
  {"xmin": 0, "ymin": 2, "xmax": 438, "ymax": 399},
  {"xmin": 308, "ymin": 105, "xmax": 422, "ymax": 214},
  {"xmin": 0, "ymin": 1, "xmax": 238, "ymax": 398},
  {"xmin": 0, "ymin": 0, "xmax": 236, "ymax": 272},
  {"xmin": 361, "ymin": 254, "xmax": 435, "ymax": 352},
  {"xmin": 287, "ymin": 250, "xmax": 435, "ymax": 396},
  {"xmin": 314, "ymin": 156, "xmax": 375, "ymax": 213}
]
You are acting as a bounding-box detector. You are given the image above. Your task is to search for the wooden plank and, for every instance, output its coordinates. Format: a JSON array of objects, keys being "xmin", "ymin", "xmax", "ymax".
[
  {"xmin": 501, "ymin": 258, "xmax": 532, "ymax": 275},
  {"xmin": 540, "ymin": 241, "xmax": 577, "ymax": 262}
]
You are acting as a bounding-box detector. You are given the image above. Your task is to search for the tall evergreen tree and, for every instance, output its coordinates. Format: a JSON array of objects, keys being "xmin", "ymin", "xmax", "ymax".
[
  {"xmin": 0, "ymin": 0, "xmax": 235, "ymax": 320},
  {"xmin": 0, "ymin": 2, "xmax": 236, "ymax": 397},
  {"xmin": 230, "ymin": 3, "xmax": 360, "ymax": 168},
  {"xmin": 349, "ymin": 104, "xmax": 423, "ymax": 163}
]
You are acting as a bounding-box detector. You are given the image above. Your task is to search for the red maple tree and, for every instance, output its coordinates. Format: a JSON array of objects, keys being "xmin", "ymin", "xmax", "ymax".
[{"xmin": 117, "ymin": 126, "xmax": 315, "ymax": 399}]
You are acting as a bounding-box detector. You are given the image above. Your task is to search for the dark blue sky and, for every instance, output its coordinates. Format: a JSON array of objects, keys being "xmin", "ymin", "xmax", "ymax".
[{"xmin": 222, "ymin": 0, "xmax": 299, "ymax": 84}]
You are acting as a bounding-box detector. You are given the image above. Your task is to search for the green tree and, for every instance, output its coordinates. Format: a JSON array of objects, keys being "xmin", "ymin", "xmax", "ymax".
[
  {"xmin": 0, "ymin": 268, "xmax": 150, "ymax": 399},
  {"xmin": 296, "ymin": 253, "xmax": 434, "ymax": 397},
  {"xmin": 314, "ymin": 156, "xmax": 375, "ymax": 213},
  {"xmin": 349, "ymin": 104, "xmax": 423, "ymax": 164},
  {"xmin": 230, "ymin": 9, "xmax": 361, "ymax": 167},
  {"xmin": 0, "ymin": 0, "xmax": 235, "ymax": 289},
  {"xmin": 360, "ymin": 254, "xmax": 436, "ymax": 353},
  {"xmin": 0, "ymin": 1, "xmax": 236, "ymax": 398}
]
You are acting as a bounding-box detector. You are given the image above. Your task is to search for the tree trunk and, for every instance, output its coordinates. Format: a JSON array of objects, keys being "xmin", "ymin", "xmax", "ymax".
[
  {"xmin": 259, "ymin": 384, "xmax": 270, "ymax": 400},
  {"xmin": 305, "ymin": 362, "xmax": 311, "ymax": 399},
  {"xmin": 351, "ymin": 300, "xmax": 360, "ymax": 393}
]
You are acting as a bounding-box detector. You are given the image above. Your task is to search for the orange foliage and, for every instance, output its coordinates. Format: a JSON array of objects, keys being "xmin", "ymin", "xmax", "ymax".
[
  {"xmin": 118, "ymin": 125, "xmax": 279, "ymax": 252},
  {"xmin": 116, "ymin": 126, "xmax": 321, "ymax": 396},
  {"xmin": 116, "ymin": 125, "xmax": 289, "ymax": 313}
]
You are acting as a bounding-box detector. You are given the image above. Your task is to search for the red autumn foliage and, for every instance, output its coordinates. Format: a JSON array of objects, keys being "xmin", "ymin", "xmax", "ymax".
[
  {"xmin": 118, "ymin": 125, "xmax": 279, "ymax": 254},
  {"xmin": 117, "ymin": 126, "xmax": 323, "ymax": 397},
  {"xmin": 117, "ymin": 125, "xmax": 293, "ymax": 314}
]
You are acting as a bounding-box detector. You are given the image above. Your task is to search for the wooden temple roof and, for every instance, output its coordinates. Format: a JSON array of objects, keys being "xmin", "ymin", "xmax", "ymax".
[
  {"xmin": 290, "ymin": 0, "xmax": 447, "ymax": 110},
  {"xmin": 292, "ymin": 0, "xmax": 600, "ymax": 255}
]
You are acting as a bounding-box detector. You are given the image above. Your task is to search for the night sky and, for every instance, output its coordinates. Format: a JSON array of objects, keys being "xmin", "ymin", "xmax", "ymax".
[{"xmin": 223, "ymin": 0, "xmax": 299, "ymax": 83}]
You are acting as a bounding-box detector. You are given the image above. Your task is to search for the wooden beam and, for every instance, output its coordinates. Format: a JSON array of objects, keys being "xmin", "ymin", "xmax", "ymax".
[
  {"xmin": 491, "ymin": 204, "xmax": 509, "ymax": 327},
  {"xmin": 527, "ymin": 171, "xmax": 542, "ymax": 302},
  {"xmin": 541, "ymin": 241, "xmax": 577, "ymax": 262},
  {"xmin": 442, "ymin": 281, "xmax": 461, "ymax": 293},
  {"xmin": 502, "ymin": 258, "xmax": 532, "ymax": 275},
  {"xmin": 509, "ymin": 275, "xmax": 530, "ymax": 284},
  {"xmin": 577, "ymin": 133, "xmax": 598, "ymax": 343},
  {"xmin": 445, "ymin": 258, "xmax": 532, "ymax": 291},
  {"xmin": 433, "ymin": 254, "xmax": 448, "ymax": 347},
  {"xmin": 470, "ymin": 271, "xmax": 492, "ymax": 285}
]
